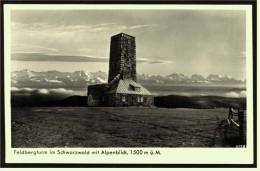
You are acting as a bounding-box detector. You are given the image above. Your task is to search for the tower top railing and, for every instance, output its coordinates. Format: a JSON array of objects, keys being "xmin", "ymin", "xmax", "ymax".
[{"xmin": 111, "ymin": 33, "xmax": 135, "ymax": 39}]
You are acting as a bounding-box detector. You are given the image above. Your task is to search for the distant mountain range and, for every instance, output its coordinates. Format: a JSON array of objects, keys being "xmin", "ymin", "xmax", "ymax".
[
  {"xmin": 138, "ymin": 73, "xmax": 244, "ymax": 85},
  {"xmin": 11, "ymin": 70, "xmax": 245, "ymax": 88}
]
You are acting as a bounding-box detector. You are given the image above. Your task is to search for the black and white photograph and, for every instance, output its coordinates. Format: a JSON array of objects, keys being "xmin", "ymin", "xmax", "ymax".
[
  {"xmin": 10, "ymin": 7, "xmax": 247, "ymax": 147},
  {"xmin": 1, "ymin": 1, "xmax": 256, "ymax": 167}
]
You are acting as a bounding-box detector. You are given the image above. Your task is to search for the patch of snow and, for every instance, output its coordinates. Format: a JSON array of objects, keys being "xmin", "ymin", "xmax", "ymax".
[
  {"xmin": 31, "ymin": 78, "xmax": 41, "ymax": 82},
  {"xmin": 47, "ymin": 79, "xmax": 62, "ymax": 83},
  {"xmin": 97, "ymin": 77, "xmax": 106, "ymax": 83}
]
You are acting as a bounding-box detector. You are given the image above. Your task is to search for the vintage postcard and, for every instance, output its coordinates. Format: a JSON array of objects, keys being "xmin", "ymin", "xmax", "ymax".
[{"xmin": 1, "ymin": 1, "xmax": 256, "ymax": 167}]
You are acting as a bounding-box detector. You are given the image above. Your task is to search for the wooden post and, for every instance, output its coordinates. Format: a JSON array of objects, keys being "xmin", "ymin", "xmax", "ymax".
[{"xmin": 238, "ymin": 109, "xmax": 246, "ymax": 144}]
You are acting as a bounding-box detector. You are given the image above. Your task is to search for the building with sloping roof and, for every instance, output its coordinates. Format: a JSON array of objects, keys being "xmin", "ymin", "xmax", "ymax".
[{"xmin": 87, "ymin": 33, "xmax": 153, "ymax": 106}]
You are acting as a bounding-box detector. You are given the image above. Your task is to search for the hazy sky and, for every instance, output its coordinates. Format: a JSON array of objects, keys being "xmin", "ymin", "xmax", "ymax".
[{"xmin": 11, "ymin": 9, "xmax": 246, "ymax": 79}]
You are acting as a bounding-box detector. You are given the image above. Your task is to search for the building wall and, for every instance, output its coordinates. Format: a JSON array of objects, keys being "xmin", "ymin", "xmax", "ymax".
[
  {"xmin": 104, "ymin": 93, "xmax": 117, "ymax": 106},
  {"xmin": 87, "ymin": 84, "xmax": 153, "ymax": 107},
  {"xmin": 108, "ymin": 33, "xmax": 136, "ymax": 82},
  {"xmin": 105, "ymin": 93, "xmax": 153, "ymax": 107},
  {"xmin": 87, "ymin": 84, "xmax": 107, "ymax": 106}
]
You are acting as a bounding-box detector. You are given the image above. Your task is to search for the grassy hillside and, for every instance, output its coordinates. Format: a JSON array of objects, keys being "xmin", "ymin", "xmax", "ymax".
[{"xmin": 12, "ymin": 107, "xmax": 244, "ymax": 147}]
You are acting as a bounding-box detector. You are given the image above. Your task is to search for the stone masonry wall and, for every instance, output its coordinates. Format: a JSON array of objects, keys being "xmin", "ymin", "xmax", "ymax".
[
  {"xmin": 105, "ymin": 93, "xmax": 153, "ymax": 107},
  {"xmin": 108, "ymin": 33, "xmax": 137, "ymax": 82}
]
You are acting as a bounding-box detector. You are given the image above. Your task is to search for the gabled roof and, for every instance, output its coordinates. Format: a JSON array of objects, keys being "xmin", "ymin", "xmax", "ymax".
[{"xmin": 106, "ymin": 79, "xmax": 152, "ymax": 95}]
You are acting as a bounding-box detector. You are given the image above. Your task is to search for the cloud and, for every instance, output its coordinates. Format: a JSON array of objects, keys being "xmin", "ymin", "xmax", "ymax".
[
  {"xmin": 12, "ymin": 52, "xmax": 173, "ymax": 64},
  {"xmin": 12, "ymin": 44, "xmax": 59, "ymax": 54},
  {"xmin": 11, "ymin": 87, "xmax": 75, "ymax": 97},
  {"xmin": 11, "ymin": 87, "xmax": 78, "ymax": 106},
  {"xmin": 12, "ymin": 52, "xmax": 108, "ymax": 62},
  {"xmin": 129, "ymin": 24, "xmax": 157, "ymax": 30},
  {"xmin": 12, "ymin": 21, "xmax": 156, "ymax": 34},
  {"xmin": 225, "ymin": 90, "xmax": 246, "ymax": 98},
  {"xmin": 137, "ymin": 57, "xmax": 173, "ymax": 64},
  {"xmin": 11, "ymin": 21, "xmax": 163, "ymax": 64},
  {"xmin": 38, "ymin": 89, "xmax": 49, "ymax": 94}
]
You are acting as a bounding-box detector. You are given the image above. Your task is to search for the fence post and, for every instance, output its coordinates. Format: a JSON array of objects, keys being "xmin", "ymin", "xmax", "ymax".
[{"xmin": 238, "ymin": 109, "xmax": 246, "ymax": 144}]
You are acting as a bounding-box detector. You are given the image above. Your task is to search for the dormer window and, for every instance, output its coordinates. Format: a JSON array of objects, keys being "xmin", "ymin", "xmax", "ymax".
[{"xmin": 129, "ymin": 84, "xmax": 141, "ymax": 92}]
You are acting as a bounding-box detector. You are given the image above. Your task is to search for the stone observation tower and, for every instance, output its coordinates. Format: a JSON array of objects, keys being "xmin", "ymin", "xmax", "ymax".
[
  {"xmin": 87, "ymin": 33, "xmax": 153, "ymax": 106},
  {"xmin": 108, "ymin": 33, "xmax": 136, "ymax": 82}
]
